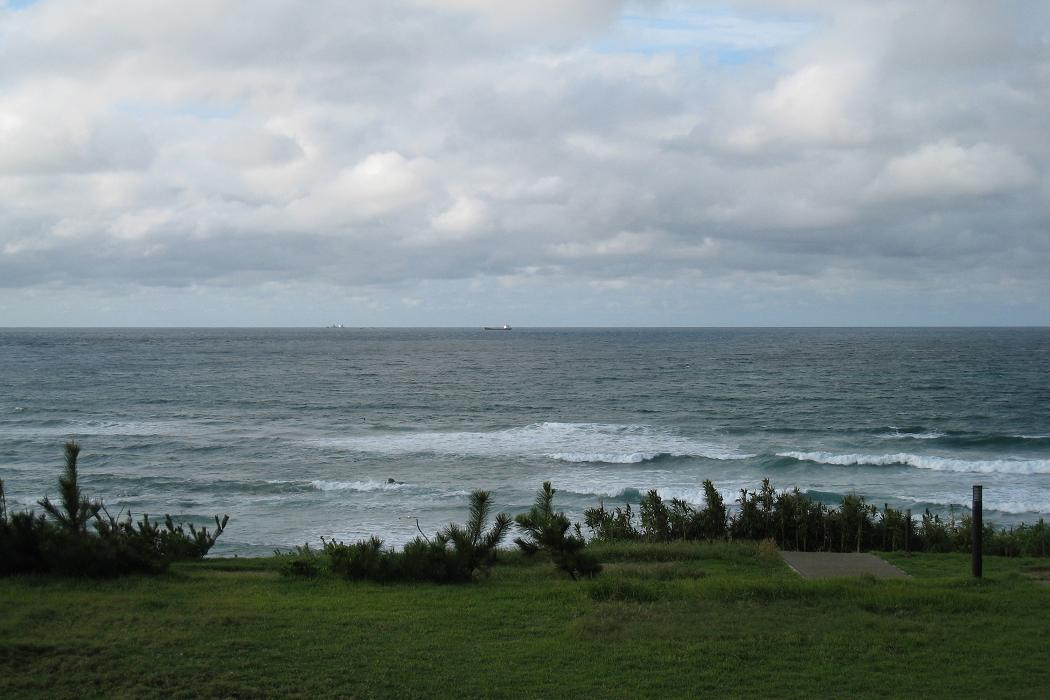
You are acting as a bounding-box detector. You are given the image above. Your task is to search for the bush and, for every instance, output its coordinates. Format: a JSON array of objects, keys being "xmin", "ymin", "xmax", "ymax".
[
  {"xmin": 639, "ymin": 490, "xmax": 672, "ymax": 541},
  {"xmin": 633, "ymin": 483, "xmax": 728, "ymax": 543},
  {"xmin": 583, "ymin": 500, "xmax": 641, "ymax": 542},
  {"xmin": 515, "ymin": 482, "xmax": 601, "ymax": 580},
  {"xmin": 285, "ymin": 490, "xmax": 512, "ymax": 583},
  {"xmin": 577, "ymin": 477, "xmax": 1050, "ymax": 558},
  {"xmin": 0, "ymin": 511, "xmax": 50, "ymax": 576},
  {"xmin": 433, "ymin": 489, "xmax": 513, "ymax": 581},
  {"xmin": 325, "ymin": 536, "xmax": 394, "ymax": 581},
  {"xmin": 697, "ymin": 481, "xmax": 729, "ymax": 540},
  {"xmin": 0, "ymin": 441, "xmax": 230, "ymax": 577},
  {"xmin": 275, "ymin": 544, "xmax": 323, "ymax": 578}
]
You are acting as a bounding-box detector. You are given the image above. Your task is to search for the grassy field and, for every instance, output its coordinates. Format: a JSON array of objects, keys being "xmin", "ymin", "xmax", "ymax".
[{"xmin": 2, "ymin": 543, "xmax": 1048, "ymax": 699}]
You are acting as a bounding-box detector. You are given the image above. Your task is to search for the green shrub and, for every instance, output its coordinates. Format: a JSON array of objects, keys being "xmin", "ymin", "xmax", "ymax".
[
  {"xmin": 434, "ymin": 489, "xmax": 513, "ymax": 581},
  {"xmin": 0, "ymin": 511, "xmax": 50, "ymax": 575},
  {"xmin": 287, "ymin": 490, "xmax": 512, "ymax": 583},
  {"xmin": 639, "ymin": 489, "xmax": 672, "ymax": 541},
  {"xmin": 583, "ymin": 500, "xmax": 641, "ymax": 542},
  {"xmin": 275, "ymin": 544, "xmax": 323, "ymax": 578},
  {"xmin": 325, "ymin": 536, "xmax": 394, "ymax": 581},
  {"xmin": 577, "ymin": 478, "xmax": 1050, "ymax": 559},
  {"xmin": 515, "ymin": 482, "xmax": 601, "ymax": 580},
  {"xmin": 984, "ymin": 519, "xmax": 1050, "ymax": 558},
  {"xmin": 634, "ymin": 483, "xmax": 729, "ymax": 543},
  {"xmin": 38, "ymin": 441, "xmax": 102, "ymax": 534},
  {"xmin": 697, "ymin": 480, "xmax": 729, "ymax": 540},
  {"xmin": 0, "ymin": 441, "xmax": 230, "ymax": 577}
]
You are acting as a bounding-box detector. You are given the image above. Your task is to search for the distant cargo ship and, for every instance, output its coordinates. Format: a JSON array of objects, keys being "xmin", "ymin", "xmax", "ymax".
[{"xmin": 484, "ymin": 323, "xmax": 512, "ymax": 331}]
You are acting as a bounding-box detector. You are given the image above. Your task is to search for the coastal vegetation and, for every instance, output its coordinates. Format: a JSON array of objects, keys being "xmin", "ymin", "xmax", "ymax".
[
  {"xmin": 5, "ymin": 443, "xmax": 1049, "ymax": 584},
  {"xmin": 275, "ymin": 484, "xmax": 603, "ymax": 583},
  {"xmin": 583, "ymin": 478, "xmax": 1050, "ymax": 559},
  {"xmin": 512, "ymin": 481, "xmax": 601, "ymax": 579},
  {"xmin": 0, "ymin": 442, "xmax": 228, "ymax": 577},
  {"xmin": 273, "ymin": 478, "xmax": 1049, "ymax": 586},
  {"xmin": 275, "ymin": 490, "xmax": 511, "ymax": 582}
]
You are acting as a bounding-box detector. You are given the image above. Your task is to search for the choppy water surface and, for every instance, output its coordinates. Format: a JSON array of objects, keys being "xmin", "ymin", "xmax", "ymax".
[{"xmin": 1, "ymin": 328, "xmax": 1048, "ymax": 555}]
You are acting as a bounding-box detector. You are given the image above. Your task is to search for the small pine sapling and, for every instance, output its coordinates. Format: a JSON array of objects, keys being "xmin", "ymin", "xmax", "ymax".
[
  {"xmin": 436, "ymin": 490, "xmax": 513, "ymax": 581},
  {"xmin": 38, "ymin": 441, "xmax": 101, "ymax": 534},
  {"xmin": 514, "ymin": 482, "xmax": 601, "ymax": 580}
]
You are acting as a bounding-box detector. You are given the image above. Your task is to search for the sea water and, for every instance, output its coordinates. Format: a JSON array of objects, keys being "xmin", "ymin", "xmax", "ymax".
[{"xmin": 1, "ymin": 327, "xmax": 1048, "ymax": 555}]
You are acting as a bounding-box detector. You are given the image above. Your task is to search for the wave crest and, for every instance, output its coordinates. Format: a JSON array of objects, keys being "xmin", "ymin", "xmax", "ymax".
[
  {"xmin": 309, "ymin": 479, "xmax": 409, "ymax": 492},
  {"xmin": 778, "ymin": 451, "xmax": 1050, "ymax": 475},
  {"xmin": 881, "ymin": 430, "xmax": 946, "ymax": 440},
  {"xmin": 318, "ymin": 422, "xmax": 751, "ymax": 463}
]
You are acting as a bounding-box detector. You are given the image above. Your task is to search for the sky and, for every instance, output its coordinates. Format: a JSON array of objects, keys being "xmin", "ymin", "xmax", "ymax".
[{"xmin": 1, "ymin": 0, "xmax": 1048, "ymax": 327}]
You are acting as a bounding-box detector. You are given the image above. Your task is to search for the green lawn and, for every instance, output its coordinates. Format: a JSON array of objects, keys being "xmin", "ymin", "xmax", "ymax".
[{"xmin": 2, "ymin": 544, "xmax": 1048, "ymax": 699}]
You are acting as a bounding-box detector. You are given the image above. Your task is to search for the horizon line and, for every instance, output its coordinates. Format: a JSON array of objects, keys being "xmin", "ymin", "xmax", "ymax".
[{"xmin": 2, "ymin": 325, "xmax": 1048, "ymax": 330}]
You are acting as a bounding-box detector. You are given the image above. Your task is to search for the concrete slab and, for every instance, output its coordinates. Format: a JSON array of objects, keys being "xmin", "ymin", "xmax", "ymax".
[{"xmin": 780, "ymin": 551, "xmax": 909, "ymax": 580}]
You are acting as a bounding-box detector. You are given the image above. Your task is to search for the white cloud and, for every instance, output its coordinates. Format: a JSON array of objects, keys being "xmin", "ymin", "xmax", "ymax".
[
  {"xmin": 411, "ymin": 0, "xmax": 625, "ymax": 33},
  {"xmin": 727, "ymin": 62, "xmax": 872, "ymax": 150},
  {"xmin": 869, "ymin": 140, "xmax": 1036, "ymax": 201},
  {"xmin": 0, "ymin": 0, "xmax": 1048, "ymax": 324},
  {"xmin": 431, "ymin": 196, "xmax": 488, "ymax": 236},
  {"xmin": 334, "ymin": 152, "xmax": 433, "ymax": 217}
]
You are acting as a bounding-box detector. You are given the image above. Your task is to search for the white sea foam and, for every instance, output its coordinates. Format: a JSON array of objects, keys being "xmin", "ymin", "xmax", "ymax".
[
  {"xmin": 16, "ymin": 419, "xmax": 190, "ymax": 437},
  {"xmin": 924, "ymin": 499, "xmax": 1050, "ymax": 516},
  {"xmin": 317, "ymin": 422, "xmax": 751, "ymax": 464},
  {"xmin": 888, "ymin": 487, "xmax": 1050, "ymax": 516},
  {"xmin": 309, "ymin": 479, "xmax": 409, "ymax": 492},
  {"xmin": 882, "ymin": 431, "xmax": 946, "ymax": 440},
  {"xmin": 778, "ymin": 451, "xmax": 1050, "ymax": 475},
  {"xmin": 984, "ymin": 501, "xmax": 1050, "ymax": 515}
]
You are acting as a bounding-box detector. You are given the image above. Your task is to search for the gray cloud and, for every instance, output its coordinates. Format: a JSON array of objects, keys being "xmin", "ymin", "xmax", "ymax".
[{"xmin": 0, "ymin": 0, "xmax": 1048, "ymax": 325}]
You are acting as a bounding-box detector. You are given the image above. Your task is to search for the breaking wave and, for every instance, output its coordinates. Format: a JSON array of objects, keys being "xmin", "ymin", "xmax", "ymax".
[
  {"xmin": 318, "ymin": 422, "xmax": 752, "ymax": 464},
  {"xmin": 778, "ymin": 451, "xmax": 1050, "ymax": 475},
  {"xmin": 309, "ymin": 479, "xmax": 410, "ymax": 493},
  {"xmin": 881, "ymin": 429, "xmax": 946, "ymax": 440},
  {"xmin": 875, "ymin": 428, "xmax": 1050, "ymax": 449}
]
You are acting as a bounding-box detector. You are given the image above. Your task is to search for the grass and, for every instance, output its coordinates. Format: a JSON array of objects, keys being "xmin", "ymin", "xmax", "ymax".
[{"xmin": 1, "ymin": 544, "xmax": 1048, "ymax": 699}]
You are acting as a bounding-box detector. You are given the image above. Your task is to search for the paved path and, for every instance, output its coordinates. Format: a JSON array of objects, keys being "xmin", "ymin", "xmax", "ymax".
[
  {"xmin": 1026, "ymin": 569, "xmax": 1050, "ymax": 588},
  {"xmin": 780, "ymin": 551, "xmax": 909, "ymax": 580}
]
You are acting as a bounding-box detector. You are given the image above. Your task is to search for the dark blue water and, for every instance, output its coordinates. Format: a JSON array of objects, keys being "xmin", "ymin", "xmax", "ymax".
[{"xmin": 2, "ymin": 328, "xmax": 1048, "ymax": 555}]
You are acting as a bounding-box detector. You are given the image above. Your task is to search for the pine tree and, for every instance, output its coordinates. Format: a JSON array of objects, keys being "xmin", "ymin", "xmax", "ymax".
[
  {"xmin": 437, "ymin": 490, "xmax": 512, "ymax": 580},
  {"xmin": 38, "ymin": 441, "xmax": 101, "ymax": 534},
  {"xmin": 514, "ymin": 482, "xmax": 601, "ymax": 580}
]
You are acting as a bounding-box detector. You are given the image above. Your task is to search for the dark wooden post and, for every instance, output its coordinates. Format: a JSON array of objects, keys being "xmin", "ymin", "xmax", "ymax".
[
  {"xmin": 905, "ymin": 509, "xmax": 911, "ymax": 554},
  {"xmin": 883, "ymin": 504, "xmax": 889, "ymax": 550},
  {"xmin": 972, "ymin": 485, "xmax": 983, "ymax": 579}
]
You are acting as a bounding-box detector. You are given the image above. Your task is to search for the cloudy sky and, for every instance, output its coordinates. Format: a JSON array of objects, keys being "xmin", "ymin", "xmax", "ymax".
[{"xmin": 1, "ymin": 0, "xmax": 1048, "ymax": 326}]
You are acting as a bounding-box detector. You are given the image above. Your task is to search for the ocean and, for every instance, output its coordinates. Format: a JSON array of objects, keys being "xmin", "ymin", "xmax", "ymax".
[{"xmin": 1, "ymin": 327, "xmax": 1048, "ymax": 556}]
